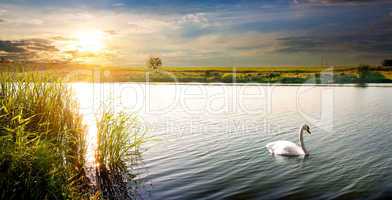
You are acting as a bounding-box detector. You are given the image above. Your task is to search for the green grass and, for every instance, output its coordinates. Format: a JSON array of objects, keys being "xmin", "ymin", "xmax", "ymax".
[
  {"xmin": 95, "ymin": 111, "xmax": 146, "ymax": 199},
  {"xmin": 0, "ymin": 72, "xmax": 89, "ymax": 199},
  {"xmin": 0, "ymin": 71, "xmax": 150, "ymax": 200},
  {"xmin": 2, "ymin": 63, "xmax": 392, "ymax": 84},
  {"xmin": 96, "ymin": 112, "xmax": 145, "ymax": 172},
  {"xmin": 90, "ymin": 65, "xmax": 392, "ymax": 83}
]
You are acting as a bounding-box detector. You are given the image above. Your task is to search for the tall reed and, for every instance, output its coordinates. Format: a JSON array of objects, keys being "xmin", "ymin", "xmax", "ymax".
[
  {"xmin": 95, "ymin": 111, "xmax": 146, "ymax": 199},
  {"xmin": 0, "ymin": 72, "xmax": 148, "ymax": 199},
  {"xmin": 0, "ymin": 72, "xmax": 89, "ymax": 199}
]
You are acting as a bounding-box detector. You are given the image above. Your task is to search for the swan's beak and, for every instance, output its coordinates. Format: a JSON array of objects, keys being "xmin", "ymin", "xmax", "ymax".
[{"xmin": 307, "ymin": 129, "xmax": 311, "ymax": 134}]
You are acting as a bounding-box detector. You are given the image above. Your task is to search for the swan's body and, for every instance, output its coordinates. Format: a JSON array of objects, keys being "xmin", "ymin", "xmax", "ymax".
[
  {"xmin": 266, "ymin": 124, "xmax": 311, "ymax": 156},
  {"xmin": 266, "ymin": 140, "xmax": 306, "ymax": 156}
]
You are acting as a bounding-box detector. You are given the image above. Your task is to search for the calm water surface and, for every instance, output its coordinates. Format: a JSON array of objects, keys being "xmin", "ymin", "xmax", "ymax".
[{"xmin": 73, "ymin": 83, "xmax": 392, "ymax": 200}]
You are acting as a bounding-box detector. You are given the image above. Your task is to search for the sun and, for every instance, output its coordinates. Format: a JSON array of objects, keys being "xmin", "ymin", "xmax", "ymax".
[{"xmin": 75, "ymin": 30, "xmax": 105, "ymax": 52}]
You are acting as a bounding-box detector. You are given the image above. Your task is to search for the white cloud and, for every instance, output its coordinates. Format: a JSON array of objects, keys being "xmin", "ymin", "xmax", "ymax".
[
  {"xmin": 179, "ymin": 13, "xmax": 208, "ymax": 24},
  {"xmin": 112, "ymin": 3, "xmax": 125, "ymax": 7},
  {"xmin": 26, "ymin": 19, "xmax": 43, "ymax": 25},
  {"xmin": 0, "ymin": 9, "xmax": 6, "ymax": 15}
]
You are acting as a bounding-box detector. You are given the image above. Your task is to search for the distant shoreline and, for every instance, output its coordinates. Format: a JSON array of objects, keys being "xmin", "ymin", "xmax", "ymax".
[
  {"xmin": 71, "ymin": 81, "xmax": 392, "ymax": 87},
  {"xmin": 2, "ymin": 63, "xmax": 392, "ymax": 85}
]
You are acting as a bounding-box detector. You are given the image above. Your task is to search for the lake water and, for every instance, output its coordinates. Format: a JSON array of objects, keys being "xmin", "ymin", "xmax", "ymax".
[{"xmin": 73, "ymin": 83, "xmax": 392, "ymax": 200}]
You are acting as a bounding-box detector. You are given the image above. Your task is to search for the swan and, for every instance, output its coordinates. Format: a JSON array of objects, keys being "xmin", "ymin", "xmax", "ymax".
[{"xmin": 266, "ymin": 124, "xmax": 311, "ymax": 156}]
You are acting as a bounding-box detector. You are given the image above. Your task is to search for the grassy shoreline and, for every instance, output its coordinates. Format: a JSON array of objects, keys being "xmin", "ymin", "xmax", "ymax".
[
  {"xmin": 0, "ymin": 72, "xmax": 90, "ymax": 199},
  {"xmin": 95, "ymin": 111, "xmax": 146, "ymax": 200},
  {"xmin": 1, "ymin": 63, "xmax": 392, "ymax": 84},
  {"xmin": 0, "ymin": 72, "xmax": 145, "ymax": 200}
]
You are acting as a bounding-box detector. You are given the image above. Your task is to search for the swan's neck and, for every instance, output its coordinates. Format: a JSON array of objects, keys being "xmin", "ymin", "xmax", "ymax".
[{"xmin": 299, "ymin": 127, "xmax": 308, "ymax": 155}]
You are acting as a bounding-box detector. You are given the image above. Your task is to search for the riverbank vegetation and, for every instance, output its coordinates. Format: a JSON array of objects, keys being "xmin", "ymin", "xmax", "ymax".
[
  {"xmin": 0, "ymin": 72, "xmax": 146, "ymax": 200},
  {"xmin": 96, "ymin": 111, "xmax": 146, "ymax": 200},
  {"xmin": 0, "ymin": 72, "xmax": 90, "ymax": 199},
  {"xmin": 1, "ymin": 63, "xmax": 392, "ymax": 84}
]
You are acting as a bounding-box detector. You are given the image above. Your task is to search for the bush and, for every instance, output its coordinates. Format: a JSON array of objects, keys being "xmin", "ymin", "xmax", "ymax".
[
  {"xmin": 279, "ymin": 77, "xmax": 306, "ymax": 84},
  {"xmin": 221, "ymin": 73, "xmax": 235, "ymax": 83},
  {"xmin": 382, "ymin": 59, "xmax": 392, "ymax": 67}
]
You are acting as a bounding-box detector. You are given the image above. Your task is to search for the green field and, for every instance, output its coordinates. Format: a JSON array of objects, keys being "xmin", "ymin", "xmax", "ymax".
[{"xmin": 1, "ymin": 63, "xmax": 392, "ymax": 84}]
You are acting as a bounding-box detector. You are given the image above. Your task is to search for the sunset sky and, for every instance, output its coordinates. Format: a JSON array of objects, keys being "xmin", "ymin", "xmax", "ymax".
[{"xmin": 0, "ymin": 0, "xmax": 391, "ymax": 66}]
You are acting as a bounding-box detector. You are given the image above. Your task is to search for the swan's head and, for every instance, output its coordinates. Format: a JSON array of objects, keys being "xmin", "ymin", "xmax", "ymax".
[{"xmin": 302, "ymin": 124, "xmax": 311, "ymax": 135}]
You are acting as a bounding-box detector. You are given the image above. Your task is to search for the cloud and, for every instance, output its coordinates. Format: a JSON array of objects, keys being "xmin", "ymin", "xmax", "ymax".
[
  {"xmin": 294, "ymin": 0, "xmax": 392, "ymax": 6},
  {"xmin": 0, "ymin": 19, "xmax": 4, "ymax": 23},
  {"xmin": 296, "ymin": 0, "xmax": 388, "ymax": 3},
  {"xmin": 50, "ymin": 36, "xmax": 75, "ymax": 41},
  {"xmin": 104, "ymin": 30, "xmax": 117, "ymax": 35},
  {"xmin": 277, "ymin": 29, "xmax": 392, "ymax": 56},
  {"xmin": 65, "ymin": 50, "xmax": 97, "ymax": 58},
  {"xmin": 112, "ymin": 3, "xmax": 125, "ymax": 7},
  {"xmin": 178, "ymin": 13, "xmax": 209, "ymax": 25},
  {"xmin": 0, "ymin": 38, "xmax": 109, "ymax": 63},
  {"xmin": 0, "ymin": 40, "xmax": 26, "ymax": 53},
  {"xmin": 1, "ymin": 1, "xmax": 391, "ymax": 66},
  {"xmin": 27, "ymin": 39, "xmax": 58, "ymax": 51},
  {"xmin": 26, "ymin": 19, "xmax": 43, "ymax": 25},
  {"xmin": 275, "ymin": 1, "xmax": 392, "ymax": 60},
  {"xmin": 0, "ymin": 39, "xmax": 59, "ymax": 62}
]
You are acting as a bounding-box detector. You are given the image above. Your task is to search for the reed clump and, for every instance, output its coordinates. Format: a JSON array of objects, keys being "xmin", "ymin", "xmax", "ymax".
[
  {"xmin": 0, "ymin": 72, "xmax": 90, "ymax": 199},
  {"xmin": 0, "ymin": 72, "xmax": 148, "ymax": 200},
  {"xmin": 95, "ymin": 111, "xmax": 146, "ymax": 200}
]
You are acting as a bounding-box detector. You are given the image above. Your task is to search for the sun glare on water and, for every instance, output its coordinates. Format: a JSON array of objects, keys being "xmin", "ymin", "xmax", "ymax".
[{"xmin": 75, "ymin": 30, "xmax": 105, "ymax": 52}]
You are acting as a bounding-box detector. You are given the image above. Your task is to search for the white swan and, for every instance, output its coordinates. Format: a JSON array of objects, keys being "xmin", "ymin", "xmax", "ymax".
[{"xmin": 266, "ymin": 124, "xmax": 311, "ymax": 156}]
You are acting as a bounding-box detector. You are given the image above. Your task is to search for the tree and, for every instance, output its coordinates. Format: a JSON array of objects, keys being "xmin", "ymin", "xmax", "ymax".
[
  {"xmin": 357, "ymin": 64, "xmax": 370, "ymax": 87},
  {"xmin": 382, "ymin": 59, "xmax": 392, "ymax": 67},
  {"xmin": 147, "ymin": 56, "xmax": 162, "ymax": 71}
]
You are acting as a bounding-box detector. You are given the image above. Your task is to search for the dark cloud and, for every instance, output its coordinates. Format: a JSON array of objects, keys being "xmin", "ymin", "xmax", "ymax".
[
  {"xmin": 0, "ymin": 39, "xmax": 59, "ymax": 62},
  {"xmin": 277, "ymin": 30, "xmax": 392, "ymax": 56},
  {"xmin": 296, "ymin": 0, "xmax": 390, "ymax": 4},
  {"xmin": 0, "ymin": 19, "xmax": 4, "ymax": 23},
  {"xmin": 293, "ymin": 0, "xmax": 392, "ymax": 8},
  {"xmin": 23, "ymin": 39, "xmax": 58, "ymax": 52},
  {"xmin": 0, "ymin": 39, "xmax": 58, "ymax": 53},
  {"xmin": 277, "ymin": 5, "xmax": 392, "ymax": 59},
  {"xmin": 0, "ymin": 41, "xmax": 26, "ymax": 53}
]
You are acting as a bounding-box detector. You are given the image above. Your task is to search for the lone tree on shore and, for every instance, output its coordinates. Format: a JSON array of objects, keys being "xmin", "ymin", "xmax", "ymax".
[
  {"xmin": 382, "ymin": 59, "xmax": 392, "ymax": 67},
  {"xmin": 147, "ymin": 56, "xmax": 162, "ymax": 71},
  {"xmin": 357, "ymin": 64, "xmax": 370, "ymax": 87}
]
